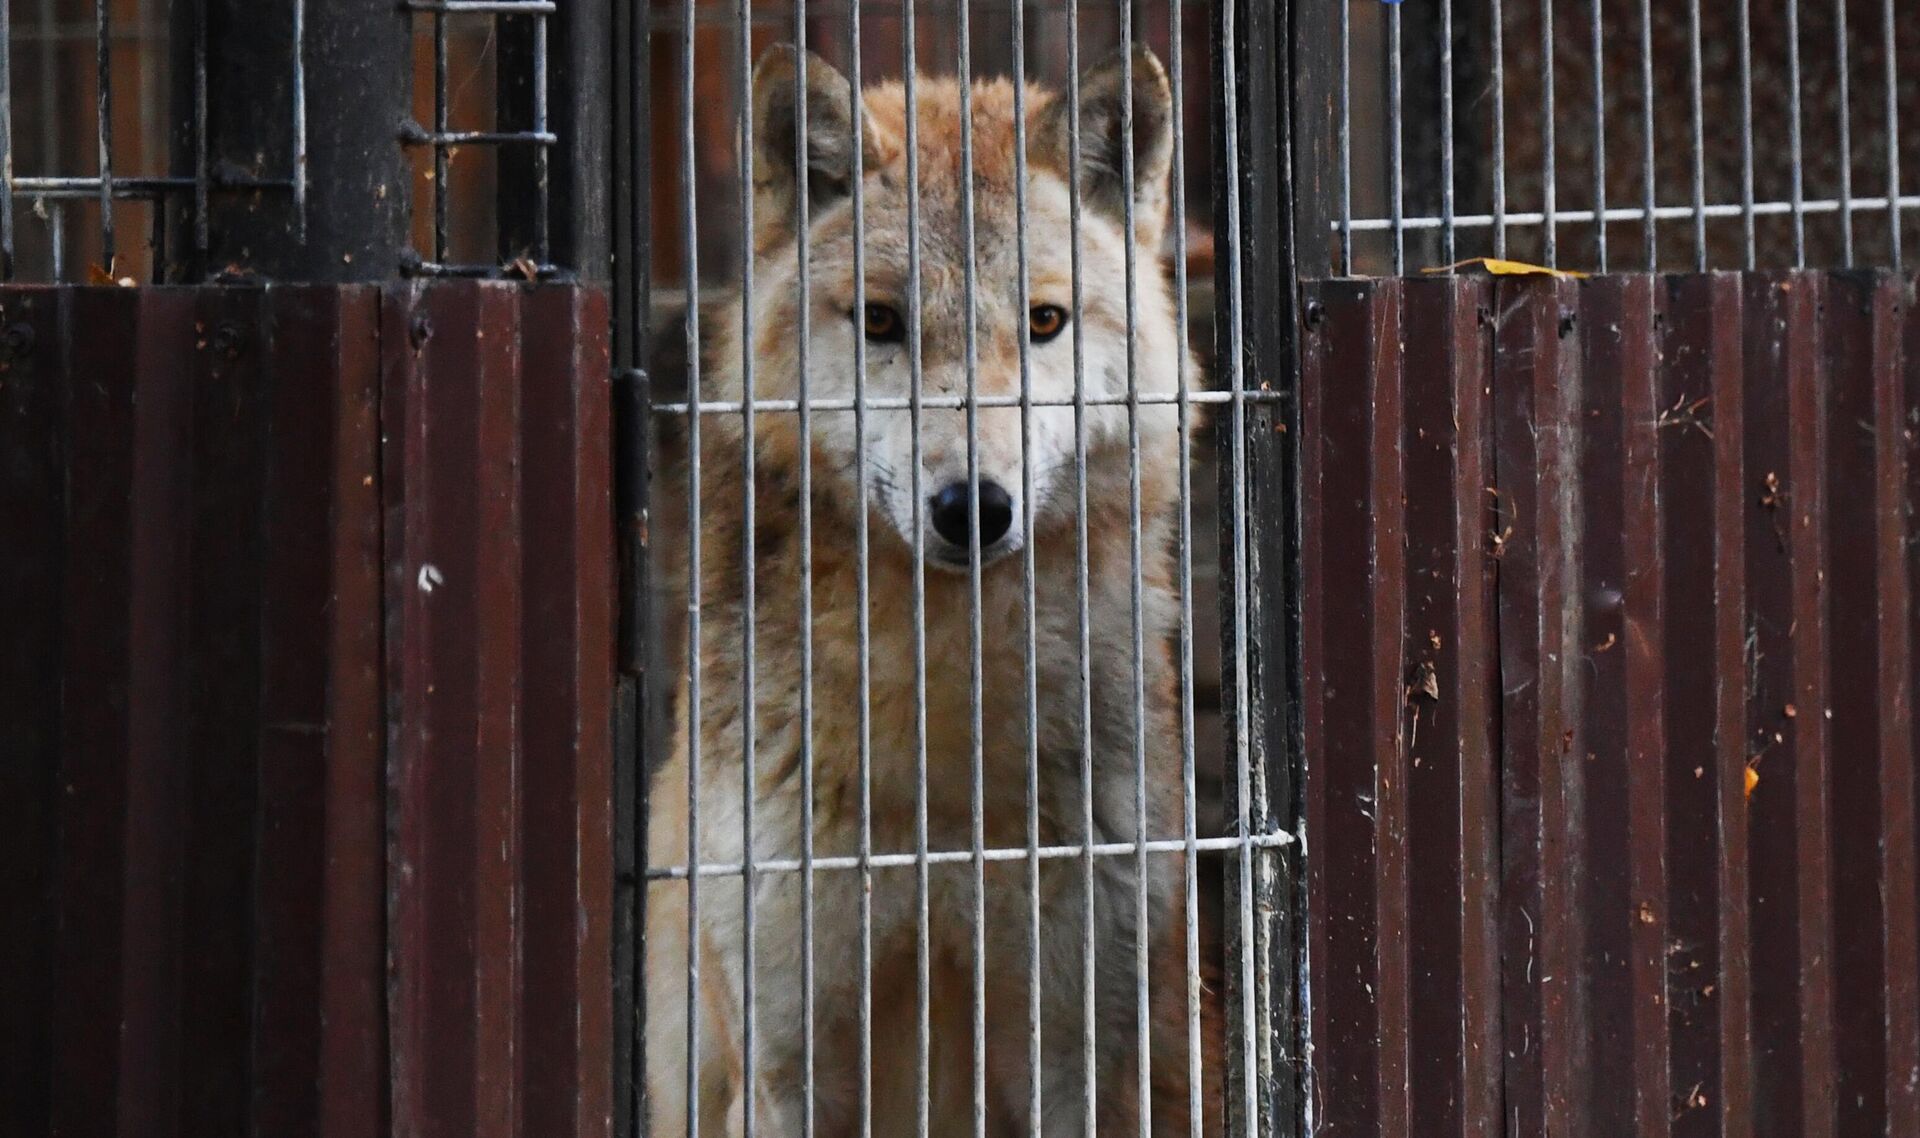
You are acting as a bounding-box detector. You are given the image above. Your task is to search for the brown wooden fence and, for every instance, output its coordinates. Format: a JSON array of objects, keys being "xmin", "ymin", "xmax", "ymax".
[
  {"xmin": 1295, "ymin": 270, "xmax": 1919, "ymax": 1137},
  {"xmin": 0, "ymin": 282, "xmax": 614, "ymax": 1138}
]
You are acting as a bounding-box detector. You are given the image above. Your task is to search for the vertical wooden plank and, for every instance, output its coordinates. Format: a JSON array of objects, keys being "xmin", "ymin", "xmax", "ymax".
[
  {"xmin": 1657, "ymin": 273, "xmax": 1752, "ymax": 1138},
  {"xmin": 1575, "ymin": 274, "xmax": 1634, "ymax": 1138},
  {"xmin": 1298, "ymin": 277, "xmax": 1404, "ymax": 1137},
  {"xmin": 1707, "ymin": 273, "xmax": 1755, "ymax": 1138},
  {"xmin": 1821, "ymin": 272, "xmax": 1899, "ymax": 1138},
  {"xmin": 252, "ymin": 286, "xmax": 340, "ymax": 1138},
  {"xmin": 0, "ymin": 288, "xmax": 68, "ymax": 1138},
  {"xmin": 519, "ymin": 286, "xmax": 616, "ymax": 1138},
  {"xmin": 53, "ymin": 288, "xmax": 198, "ymax": 1138},
  {"xmin": 177, "ymin": 286, "xmax": 272, "ymax": 1137},
  {"xmin": 1618, "ymin": 276, "xmax": 1673, "ymax": 1138},
  {"xmin": 1401, "ymin": 275, "xmax": 1501, "ymax": 1138},
  {"xmin": 1742, "ymin": 271, "xmax": 1835, "ymax": 1138},
  {"xmin": 386, "ymin": 281, "xmax": 526, "ymax": 1138},
  {"xmin": 1492, "ymin": 276, "xmax": 1584, "ymax": 1138},
  {"xmin": 317, "ymin": 286, "xmax": 391, "ymax": 1138},
  {"xmin": 46, "ymin": 292, "xmax": 127, "ymax": 1138},
  {"xmin": 1370, "ymin": 282, "xmax": 1411, "ymax": 1138},
  {"xmin": 251, "ymin": 285, "xmax": 388, "ymax": 1138},
  {"xmin": 1884, "ymin": 274, "xmax": 1920, "ymax": 1138},
  {"xmin": 1576, "ymin": 274, "xmax": 1670, "ymax": 1138}
]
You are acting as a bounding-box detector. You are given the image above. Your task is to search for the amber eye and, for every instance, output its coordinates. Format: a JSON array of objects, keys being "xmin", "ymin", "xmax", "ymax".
[
  {"xmin": 862, "ymin": 303, "xmax": 904, "ymax": 343},
  {"xmin": 1028, "ymin": 304, "xmax": 1068, "ymax": 343}
]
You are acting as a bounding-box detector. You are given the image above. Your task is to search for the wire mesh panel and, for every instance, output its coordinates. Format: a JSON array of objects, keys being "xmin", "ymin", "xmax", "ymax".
[
  {"xmin": 0, "ymin": 0, "xmax": 305, "ymax": 282},
  {"xmin": 400, "ymin": 0, "xmax": 555, "ymax": 277},
  {"xmin": 632, "ymin": 1, "xmax": 1294, "ymax": 1133},
  {"xmin": 1327, "ymin": 0, "xmax": 1918, "ymax": 276}
]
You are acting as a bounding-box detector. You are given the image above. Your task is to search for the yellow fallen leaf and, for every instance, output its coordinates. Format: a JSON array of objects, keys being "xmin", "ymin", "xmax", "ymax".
[
  {"xmin": 1744, "ymin": 765, "xmax": 1760, "ymax": 799},
  {"xmin": 1421, "ymin": 257, "xmax": 1590, "ymax": 280}
]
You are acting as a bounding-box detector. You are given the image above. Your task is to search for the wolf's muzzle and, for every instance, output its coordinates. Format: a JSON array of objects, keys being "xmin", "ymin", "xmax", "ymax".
[{"xmin": 927, "ymin": 479, "xmax": 1016, "ymax": 565}]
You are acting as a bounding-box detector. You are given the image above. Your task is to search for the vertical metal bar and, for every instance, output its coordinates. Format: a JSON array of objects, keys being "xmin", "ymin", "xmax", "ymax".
[
  {"xmin": 1490, "ymin": 0, "xmax": 1506, "ymax": 259},
  {"xmin": 1337, "ymin": 0, "xmax": 1351, "ymax": 274},
  {"xmin": 1834, "ymin": 0, "xmax": 1854, "ymax": 266},
  {"xmin": 1217, "ymin": 0, "xmax": 1257, "ymax": 1127},
  {"xmin": 34, "ymin": 0, "xmax": 55, "ymax": 273},
  {"xmin": 433, "ymin": 5, "xmax": 449, "ymax": 264},
  {"xmin": 844, "ymin": 3, "xmax": 876, "ymax": 1133},
  {"xmin": 0, "ymin": 0, "xmax": 12, "ymax": 280},
  {"xmin": 1640, "ymin": 0, "xmax": 1656, "ymax": 269},
  {"xmin": 900, "ymin": 3, "xmax": 932, "ymax": 1132},
  {"xmin": 94, "ymin": 0, "xmax": 114, "ymax": 270},
  {"xmin": 609, "ymin": 0, "xmax": 650, "ymax": 1126},
  {"xmin": 1165, "ymin": 1, "xmax": 1203, "ymax": 1129},
  {"xmin": 791, "ymin": 9, "xmax": 816, "ymax": 1136},
  {"xmin": 733, "ymin": 1, "xmax": 758, "ymax": 1131},
  {"xmin": 291, "ymin": 0, "xmax": 306, "ymax": 242},
  {"xmin": 1539, "ymin": 0, "xmax": 1555, "ymax": 266},
  {"xmin": 1115, "ymin": 9, "xmax": 1153, "ymax": 1136},
  {"xmin": 677, "ymin": 0, "xmax": 704, "ymax": 1128},
  {"xmin": 1440, "ymin": 0, "xmax": 1456, "ymax": 266},
  {"xmin": 1786, "ymin": 0, "xmax": 1805, "ymax": 265},
  {"xmin": 194, "ymin": 0, "xmax": 209, "ymax": 257},
  {"xmin": 1061, "ymin": 3, "xmax": 1099, "ymax": 1131},
  {"xmin": 1589, "ymin": 0, "xmax": 1606, "ymax": 272},
  {"xmin": 1881, "ymin": 0, "xmax": 1901, "ymax": 268},
  {"xmin": 1007, "ymin": 1, "xmax": 1045, "ymax": 1129},
  {"xmin": 1688, "ymin": 0, "xmax": 1706, "ymax": 270},
  {"xmin": 50, "ymin": 204, "xmax": 65, "ymax": 281},
  {"xmin": 1737, "ymin": 0, "xmax": 1756, "ymax": 267},
  {"xmin": 953, "ymin": 2, "xmax": 988, "ymax": 1133},
  {"xmin": 533, "ymin": 12, "xmax": 551, "ymax": 262},
  {"xmin": 1387, "ymin": 1, "xmax": 1404, "ymax": 274}
]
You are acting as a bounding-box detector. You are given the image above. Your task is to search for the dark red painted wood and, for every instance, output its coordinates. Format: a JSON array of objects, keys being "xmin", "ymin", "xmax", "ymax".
[
  {"xmin": 1299, "ymin": 277, "xmax": 1405, "ymax": 1136},
  {"xmin": 384, "ymin": 282, "xmax": 527, "ymax": 1138},
  {"xmin": 0, "ymin": 288, "xmax": 67, "ymax": 1138},
  {"xmin": 1741, "ymin": 272, "xmax": 1837, "ymax": 1138},
  {"xmin": 252, "ymin": 286, "xmax": 388, "ymax": 1138},
  {"xmin": 181, "ymin": 287, "xmax": 274, "ymax": 1137},
  {"xmin": 1705, "ymin": 273, "xmax": 1757, "ymax": 1138},
  {"xmin": 381, "ymin": 281, "xmax": 613, "ymax": 1138},
  {"xmin": 5, "ymin": 281, "xmax": 612, "ymax": 1138},
  {"xmin": 1576, "ymin": 274, "xmax": 1671, "ymax": 1138},
  {"xmin": 1886, "ymin": 278, "xmax": 1920, "ymax": 1138},
  {"xmin": 1297, "ymin": 269, "xmax": 1920, "ymax": 1138},
  {"xmin": 1400, "ymin": 275, "xmax": 1501, "ymax": 1138},
  {"xmin": 1821, "ymin": 273, "xmax": 1900, "ymax": 1138},
  {"xmin": 1655, "ymin": 273, "xmax": 1753, "ymax": 1138},
  {"xmin": 56, "ymin": 289, "xmax": 200, "ymax": 1138},
  {"xmin": 1491, "ymin": 276, "xmax": 1584, "ymax": 1138},
  {"xmin": 518, "ymin": 287, "xmax": 616, "ymax": 1138}
]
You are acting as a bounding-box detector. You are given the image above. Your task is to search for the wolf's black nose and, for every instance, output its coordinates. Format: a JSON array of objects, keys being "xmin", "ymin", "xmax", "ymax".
[{"xmin": 930, "ymin": 480, "xmax": 1014, "ymax": 549}]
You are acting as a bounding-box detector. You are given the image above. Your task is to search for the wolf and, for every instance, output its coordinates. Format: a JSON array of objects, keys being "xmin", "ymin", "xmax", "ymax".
[{"xmin": 645, "ymin": 42, "xmax": 1221, "ymax": 1136}]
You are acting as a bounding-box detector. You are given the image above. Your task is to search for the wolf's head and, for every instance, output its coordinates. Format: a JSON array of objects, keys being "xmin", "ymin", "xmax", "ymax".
[{"xmin": 731, "ymin": 43, "xmax": 1188, "ymax": 572}]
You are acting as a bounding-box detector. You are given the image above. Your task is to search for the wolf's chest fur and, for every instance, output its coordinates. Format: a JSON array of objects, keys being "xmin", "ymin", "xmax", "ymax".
[{"xmin": 688, "ymin": 506, "xmax": 1173, "ymax": 862}]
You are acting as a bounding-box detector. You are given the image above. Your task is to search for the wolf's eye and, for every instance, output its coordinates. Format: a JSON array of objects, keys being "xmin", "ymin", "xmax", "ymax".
[
  {"xmin": 1028, "ymin": 305, "xmax": 1069, "ymax": 343},
  {"xmin": 862, "ymin": 304, "xmax": 904, "ymax": 343}
]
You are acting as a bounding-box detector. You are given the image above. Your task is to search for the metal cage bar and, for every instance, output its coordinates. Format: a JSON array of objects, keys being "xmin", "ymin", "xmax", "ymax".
[{"xmin": 632, "ymin": 1, "xmax": 1302, "ymax": 1134}]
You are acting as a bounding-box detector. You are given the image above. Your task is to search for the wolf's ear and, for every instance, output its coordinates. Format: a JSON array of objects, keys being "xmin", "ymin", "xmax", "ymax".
[
  {"xmin": 752, "ymin": 45, "xmax": 878, "ymax": 238},
  {"xmin": 1035, "ymin": 45, "xmax": 1175, "ymax": 246}
]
